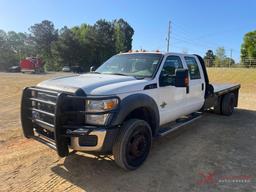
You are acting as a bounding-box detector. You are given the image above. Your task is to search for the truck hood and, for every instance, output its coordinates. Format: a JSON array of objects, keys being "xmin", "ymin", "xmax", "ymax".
[{"xmin": 37, "ymin": 73, "xmax": 151, "ymax": 95}]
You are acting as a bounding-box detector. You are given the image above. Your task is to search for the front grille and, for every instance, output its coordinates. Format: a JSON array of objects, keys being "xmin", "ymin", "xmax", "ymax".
[
  {"xmin": 29, "ymin": 88, "xmax": 59, "ymax": 130},
  {"xmin": 37, "ymin": 92, "xmax": 57, "ymax": 103},
  {"xmin": 27, "ymin": 87, "xmax": 85, "ymax": 131}
]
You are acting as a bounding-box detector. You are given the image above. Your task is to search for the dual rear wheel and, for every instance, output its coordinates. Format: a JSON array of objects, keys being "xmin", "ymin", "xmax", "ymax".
[{"xmin": 214, "ymin": 92, "xmax": 236, "ymax": 116}]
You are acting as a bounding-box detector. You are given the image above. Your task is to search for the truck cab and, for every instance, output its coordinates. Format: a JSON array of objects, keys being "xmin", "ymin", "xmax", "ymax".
[{"xmin": 21, "ymin": 52, "xmax": 240, "ymax": 170}]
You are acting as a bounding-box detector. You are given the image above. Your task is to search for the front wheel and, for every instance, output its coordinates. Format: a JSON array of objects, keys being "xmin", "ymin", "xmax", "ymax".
[{"xmin": 113, "ymin": 119, "xmax": 152, "ymax": 170}]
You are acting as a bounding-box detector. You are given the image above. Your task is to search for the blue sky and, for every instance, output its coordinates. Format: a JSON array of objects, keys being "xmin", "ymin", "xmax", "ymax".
[{"xmin": 0, "ymin": 0, "xmax": 255, "ymax": 62}]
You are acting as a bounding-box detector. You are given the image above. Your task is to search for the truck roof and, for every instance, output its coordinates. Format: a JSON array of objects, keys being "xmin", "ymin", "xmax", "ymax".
[{"xmin": 119, "ymin": 51, "xmax": 196, "ymax": 57}]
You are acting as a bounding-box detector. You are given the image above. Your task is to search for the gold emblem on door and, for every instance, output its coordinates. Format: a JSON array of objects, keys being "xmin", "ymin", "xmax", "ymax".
[{"xmin": 160, "ymin": 102, "xmax": 167, "ymax": 108}]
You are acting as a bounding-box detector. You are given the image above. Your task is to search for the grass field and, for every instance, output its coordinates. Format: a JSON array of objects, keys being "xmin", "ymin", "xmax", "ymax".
[
  {"xmin": 0, "ymin": 68, "xmax": 256, "ymax": 192},
  {"xmin": 207, "ymin": 68, "xmax": 256, "ymax": 94}
]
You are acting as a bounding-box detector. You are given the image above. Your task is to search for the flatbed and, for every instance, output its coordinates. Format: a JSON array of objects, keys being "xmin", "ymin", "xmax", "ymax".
[{"xmin": 213, "ymin": 83, "xmax": 240, "ymax": 96}]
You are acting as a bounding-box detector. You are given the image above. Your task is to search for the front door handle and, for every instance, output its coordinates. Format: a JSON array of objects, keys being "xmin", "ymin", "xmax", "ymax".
[{"xmin": 202, "ymin": 83, "xmax": 204, "ymax": 91}]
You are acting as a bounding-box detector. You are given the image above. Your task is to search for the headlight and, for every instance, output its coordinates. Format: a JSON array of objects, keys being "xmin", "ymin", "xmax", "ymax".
[
  {"xmin": 85, "ymin": 98, "xmax": 119, "ymax": 125},
  {"xmin": 86, "ymin": 98, "xmax": 118, "ymax": 112}
]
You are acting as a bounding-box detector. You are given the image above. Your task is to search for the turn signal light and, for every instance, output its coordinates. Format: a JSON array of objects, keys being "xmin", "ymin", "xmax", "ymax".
[{"xmin": 104, "ymin": 100, "xmax": 118, "ymax": 110}]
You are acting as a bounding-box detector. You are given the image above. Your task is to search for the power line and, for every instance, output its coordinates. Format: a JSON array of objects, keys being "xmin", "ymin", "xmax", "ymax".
[
  {"xmin": 164, "ymin": 21, "xmax": 238, "ymax": 58},
  {"xmin": 172, "ymin": 36, "xmax": 217, "ymax": 52},
  {"xmin": 171, "ymin": 21, "xmax": 234, "ymax": 51}
]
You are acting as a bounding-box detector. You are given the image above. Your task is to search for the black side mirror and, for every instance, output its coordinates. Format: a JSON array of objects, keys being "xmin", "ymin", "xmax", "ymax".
[
  {"xmin": 90, "ymin": 66, "xmax": 95, "ymax": 72},
  {"xmin": 175, "ymin": 69, "xmax": 189, "ymax": 87}
]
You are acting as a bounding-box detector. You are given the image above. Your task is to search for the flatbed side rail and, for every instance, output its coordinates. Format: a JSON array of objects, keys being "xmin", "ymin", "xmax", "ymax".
[{"xmin": 214, "ymin": 84, "xmax": 241, "ymax": 96}]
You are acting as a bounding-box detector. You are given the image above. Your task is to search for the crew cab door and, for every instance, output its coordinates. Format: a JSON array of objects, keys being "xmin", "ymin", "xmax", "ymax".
[
  {"xmin": 157, "ymin": 55, "xmax": 188, "ymax": 125},
  {"xmin": 183, "ymin": 56, "xmax": 205, "ymax": 112}
]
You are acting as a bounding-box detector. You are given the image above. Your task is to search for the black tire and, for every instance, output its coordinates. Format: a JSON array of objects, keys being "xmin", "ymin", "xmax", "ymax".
[
  {"xmin": 221, "ymin": 93, "xmax": 235, "ymax": 116},
  {"xmin": 113, "ymin": 119, "xmax": 152, "ymax": 170}
]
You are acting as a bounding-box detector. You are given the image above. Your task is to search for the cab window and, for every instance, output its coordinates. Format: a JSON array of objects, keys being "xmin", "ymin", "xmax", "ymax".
[
  {"xmin": 184, "ymin": 57, "xmax": 201, "ymax": 80},
  {"xmin": 159, "ymin": 56, "xmax": 183, "ymax": 86}
]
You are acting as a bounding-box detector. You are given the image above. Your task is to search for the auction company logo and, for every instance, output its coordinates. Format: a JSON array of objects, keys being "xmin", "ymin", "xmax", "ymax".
[{"xmin": 196, "ymin": 171, "xmax": 253, "ymax": 186}]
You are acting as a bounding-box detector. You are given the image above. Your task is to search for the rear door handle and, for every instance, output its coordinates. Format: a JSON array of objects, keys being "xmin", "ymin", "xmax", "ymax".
[{"xmin": 202, "ymin": 83, "xmax": 204, "ymax": 91}]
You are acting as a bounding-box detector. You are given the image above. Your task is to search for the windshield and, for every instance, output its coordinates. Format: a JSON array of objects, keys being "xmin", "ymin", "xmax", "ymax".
[{"xmin": 96, "ymin": 53, "xmax": 163, "ymax": 78}]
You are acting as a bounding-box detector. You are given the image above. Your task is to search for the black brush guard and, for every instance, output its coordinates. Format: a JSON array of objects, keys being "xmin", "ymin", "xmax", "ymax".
[
  {"xmin": 21, "ymin": 87, "xmax": 70, "ymax": 157},
  {"xmin": 21, "ymin": 87, "xmax": 119, "ymax": 157}
]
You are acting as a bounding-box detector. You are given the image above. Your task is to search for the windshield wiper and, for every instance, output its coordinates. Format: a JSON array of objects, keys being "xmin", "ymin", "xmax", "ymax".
[
  {"xmin": 102, "ymin": 72, "xmax": 128, "ymax": 76},
  {"xmin": 88, "ymin": 71, "xmax": 101, "ymax": 74},
  {"xmin": 102, "ymin": 72, "xmax": 146, "ymax": 79},
  {"xmin": 134, "ymin": 76, "xmax": 145, "ymax": 80}
]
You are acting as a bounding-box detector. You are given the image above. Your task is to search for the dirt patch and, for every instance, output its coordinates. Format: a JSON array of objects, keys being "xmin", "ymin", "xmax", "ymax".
[{"xmin": 0, "ymin": 71, "xmax": 256, "ymax": 192}]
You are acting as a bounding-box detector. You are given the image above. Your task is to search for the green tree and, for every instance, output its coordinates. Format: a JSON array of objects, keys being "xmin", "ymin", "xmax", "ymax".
[
  {"xmin": 241, "ymin": 30, "xmax": 256, "ymax": 67},
  {"xmin": 0, "ymin": 30, "xmax": 20, "ymax": 70},
  {"xmin": 204, "ymin": 50, "xmax": 215, "ymax": 67},
  {"xmin": 29, "ymin": 20, "xmax": 58, "ymax": 65},
  {"xmin": 224, "ymin": 57, "xmax": 235, "ymax": 67},
  {"xmin": 214, "ymin": 47, "xmax": 226, "ymax": 67},
  {"xmin": 114, "ymin": 19, "xmax": 134, "ymax": 52},
  {"xmin": 114, "ymin": 23, "xmax": 126, "ymax": 52},
  {"xmin": 93, "ymin": 19, "xmax": 116, "ymax": 66},
  {"xmin": 51, "ymin": 27, "xmax": 82, "ymax": 70},
  {"xmin": 7, "ymin": 31, "xmax": 36, "ymax": 60}
]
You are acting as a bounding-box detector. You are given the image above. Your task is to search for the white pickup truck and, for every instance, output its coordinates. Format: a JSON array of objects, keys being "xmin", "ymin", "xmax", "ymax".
[{"xmin": 21, "ymin": 52, "xmax": 240, "ymax": 170}]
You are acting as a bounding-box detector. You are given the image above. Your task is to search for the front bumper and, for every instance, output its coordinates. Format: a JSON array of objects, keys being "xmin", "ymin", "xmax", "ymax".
[
  {"xmin": 70, "ymin": 129, "xmax": 106, "ymax": 151},
  {"xmin": 21, "ymin": 87, "xmax": 119, "ymax": 157},
  {"xmin": 69, "ymin": 127, "xmax": 119, "ymax": 153}
]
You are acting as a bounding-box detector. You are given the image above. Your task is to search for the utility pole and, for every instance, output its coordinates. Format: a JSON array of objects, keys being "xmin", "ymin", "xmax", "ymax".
[
  {"xmin": 166, "ymin": 20, "xmax": 171, "ymax": 52},
  {"xmin": 229, "ymin": 49, "xmax": 233, "ymax": 68}
]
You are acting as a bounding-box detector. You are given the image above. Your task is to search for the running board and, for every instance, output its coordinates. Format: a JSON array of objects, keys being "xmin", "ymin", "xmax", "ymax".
[{"xmin": 158, "ymin": 112, "xmax": 202, "ymax": 136}]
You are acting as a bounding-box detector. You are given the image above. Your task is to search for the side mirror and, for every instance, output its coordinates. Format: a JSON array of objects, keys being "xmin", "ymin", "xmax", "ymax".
[
  {"xmin": 90, "ymin": 66, "xmax": 95, "ymax": 72},
  {"xmin": 175, "ymin": 69, "xmax": 189, "ymax": 87}
]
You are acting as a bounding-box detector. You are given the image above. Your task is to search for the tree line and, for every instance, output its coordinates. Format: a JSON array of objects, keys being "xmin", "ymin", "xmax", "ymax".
[
  {"xmin": 204, "ymin": 30, "xmax": 256, "ymax": 68},
  {"xmin": 0, "ymin": 19, "xmax": 134, "ymax": 71},
  {"xmin": 1, "ymin": 19, "xmax": 255, "ymax": 71},
  {"xmin": 203, "ymin": 47, "xmax": 235, "ymax": 68}
]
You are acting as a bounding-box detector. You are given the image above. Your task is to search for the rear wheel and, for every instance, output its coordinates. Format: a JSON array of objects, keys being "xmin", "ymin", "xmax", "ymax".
[
  {"xmin": 221, "ymin": 93, "xmax": 235, "ymax": 116},
  {"xmin": 113, "ymin": 119, "xmax": 152, "ymax": 170}
]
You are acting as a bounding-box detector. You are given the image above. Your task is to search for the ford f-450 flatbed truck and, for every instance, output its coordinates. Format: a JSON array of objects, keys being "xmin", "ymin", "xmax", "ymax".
[{"xmin": 21, "ymin": 52, "xmax": 240, "ymax": 170}]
